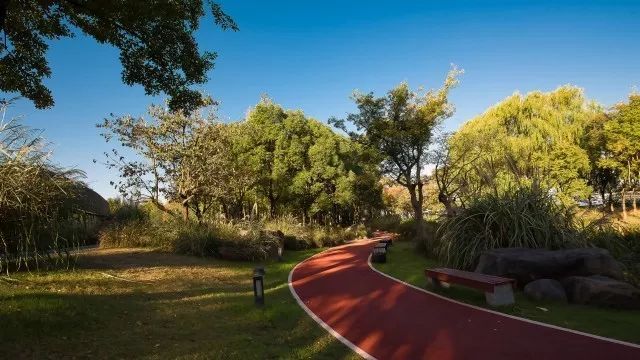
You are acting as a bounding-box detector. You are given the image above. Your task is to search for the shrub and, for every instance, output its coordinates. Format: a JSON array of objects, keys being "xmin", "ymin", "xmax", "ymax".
[
  {"xmin": 436, "ymin": 187, "xmax": 581, "ymax": 270},
  {"xmin": 99, "ymin": 215, "xmax": 366, "ymax": 261},
  {"xmin": 366, "ymin": 215, "xmax": 402, "ymax": 234},
  {"xmin": 582, "ymin": 221, "xmax": 640, "ymax": 286},
  {"xmin": 265, "ymin": 216, "xmax": 365, "ymax": 250},
  {"xmin": 99, "ymin": 219, "xmax": 280, "ymax": 261}
]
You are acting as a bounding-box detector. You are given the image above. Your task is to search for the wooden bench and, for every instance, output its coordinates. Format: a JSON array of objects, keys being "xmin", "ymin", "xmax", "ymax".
[{"xmin": 425, "ymin": 268, "xmax": 516, "ymax": 306}]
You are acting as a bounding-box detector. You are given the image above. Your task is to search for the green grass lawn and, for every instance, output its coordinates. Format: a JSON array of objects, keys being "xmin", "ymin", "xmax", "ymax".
[
  {"xmin": 0, "ymin": 248, "xmax": 357, "ymax": 359},
  {"xmin": 374, "ymin": 241, "xmax": 640, "ymax": 345}
]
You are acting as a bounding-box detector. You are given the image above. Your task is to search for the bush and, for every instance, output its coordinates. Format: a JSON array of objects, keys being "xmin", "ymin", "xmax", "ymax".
[
  {"xmin": 265, "ymin": 216, "xmax": 366, "ymax": 250},
  {"xmin": 366, "ymin": 215, "xmax": 402, "ymax": 234},
  {"xmin": 582, "ymin": 221, "xmax": 640, "ymax": 286},
  {"xmin": 99, "ymin": 214, "xmax": 365, "ymax": 261},
  {"xmin": 436, "ymin": 187, "xmax": 582, "ymax": 270},
  {"xmin": 99, "ymin": 219, "xmax": 280, "ymax": 261}
]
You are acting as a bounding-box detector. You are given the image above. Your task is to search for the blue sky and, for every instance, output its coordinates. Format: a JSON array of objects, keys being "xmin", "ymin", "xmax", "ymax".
[{"xmin": 4, "ymin": 0, "xmax": 640, "ymax": 198}]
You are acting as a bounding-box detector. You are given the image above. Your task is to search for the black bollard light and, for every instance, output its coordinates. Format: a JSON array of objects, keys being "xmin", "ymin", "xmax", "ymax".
[
  {"xmin": 253, "ymin": 273, "xmax": 265, "ymax": 306},
  {"xmin": 372, "ymin": 244, "xmax": 387, "ymax": 263},
  {"xmin": 277, "ymin": 246, "xmax": 283, "ymax": 262}
]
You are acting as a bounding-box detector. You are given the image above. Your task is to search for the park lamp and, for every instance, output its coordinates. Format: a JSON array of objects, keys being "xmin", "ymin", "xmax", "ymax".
[{"xmin": 253, "ymin": 273, "xmax": 265, "ymax": 306}]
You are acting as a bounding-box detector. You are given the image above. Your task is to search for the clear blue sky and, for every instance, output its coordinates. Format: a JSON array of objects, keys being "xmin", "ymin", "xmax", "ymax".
[{"xmin": 4, "ymin": 0, "xmax": 640, "ymax": 198}]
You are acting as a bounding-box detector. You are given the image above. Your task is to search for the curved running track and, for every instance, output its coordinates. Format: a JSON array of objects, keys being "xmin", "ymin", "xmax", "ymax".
[{"xmin": 289, "ymin": 235, "xmax": 640, "ymax": 360}]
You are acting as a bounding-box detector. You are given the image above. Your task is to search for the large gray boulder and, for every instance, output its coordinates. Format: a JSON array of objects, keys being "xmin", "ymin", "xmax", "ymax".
[
  {"xmin": 475, "ymin": 247, "xmax": 623, "ymax": 286},
  {"xmin": 524, "ymin": 279, "xmax": 568, "ymax": 302},
  {"xmin": 561, "ymin": 275, "xmax": 640, "ymax": 309}
]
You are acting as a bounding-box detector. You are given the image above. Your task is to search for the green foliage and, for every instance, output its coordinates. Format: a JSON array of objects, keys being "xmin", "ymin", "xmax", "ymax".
[
  {"xmin": 581, "ymin": 221, "xmax": 640, "ymax": 286},
  {"xmin": 1, "ymin": 1, "xmax": 237, "ymax": 112},
  {"xmin": 100, "ymin": 98, "xmax": 383, "ymax": 226},
  {"xmin": 436, "ymin": 186, "xmax": 582, "ymax": 270},
  {"xmin": 331, "ymin": 67, "xmax": 462, "ymax": 227},
  {"xmin": 99, "ymin": 209, "xmax": 365, "ymax": 260},
  {"xmin": 449, "ymin": 86, "xmax": 597, "ymax": 205},
  {"xmin": 98, "ymin": 104, "xmax": 232, "ymax": 222}
]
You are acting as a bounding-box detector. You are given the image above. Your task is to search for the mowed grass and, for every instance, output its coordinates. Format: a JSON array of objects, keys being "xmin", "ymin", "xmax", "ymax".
[
  {"xmin": 374, "ymin": 241, "xmax": 640, "ymax": 345},
  {"xmin": 0, "ymin": 248, "xmax": 357, "ymax": 359}
]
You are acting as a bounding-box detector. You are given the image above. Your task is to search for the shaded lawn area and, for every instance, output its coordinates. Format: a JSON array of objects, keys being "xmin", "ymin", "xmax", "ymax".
[
  {"xmin": 374, "ymin": 241, "xmax": 640, "ymax": 345},
  {"xmin": 0, "ymin": 248, "xmax": 357, "ymax": 359}
]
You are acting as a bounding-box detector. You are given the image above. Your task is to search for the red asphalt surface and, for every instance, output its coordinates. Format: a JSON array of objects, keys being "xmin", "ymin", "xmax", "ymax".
[{"xmin": 289, "ymin": 235, "xmax": 640, "ymax": 360}]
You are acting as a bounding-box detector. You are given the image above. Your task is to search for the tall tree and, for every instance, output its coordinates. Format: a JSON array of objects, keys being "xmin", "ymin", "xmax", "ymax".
[
  {"xmin": 602, "ymin": 93, "xmax": 640, "ymax": 218},
  {"xmin": 432, "ymin": 133, "xmax": 480, "ymax": 216},
  {"xmin": 1, "ymin": 0, "xmax": 237, "ymax": 113},
  {"xmin": 244, "ymin": 97, "xmax": 289, "ymax": 218},
  {"xmin": 582, "ymin": 110, "xmax": 619, "ymax": 211},
  {"xmin": 449, "ymin": 85, "xmax": 596, "ymax": 205},
  {"xmin": 98, "ymin": 103, "xmax": 227, "ymax": 222},
  {"xmin": 331, "ymin": 67, "xmax": 462, "ymax": 241}
]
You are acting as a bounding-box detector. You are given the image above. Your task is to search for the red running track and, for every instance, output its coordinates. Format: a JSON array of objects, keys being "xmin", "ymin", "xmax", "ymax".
[{"xmin": 288, "ymin": 236, "xmax": 640, "ymax": 360}]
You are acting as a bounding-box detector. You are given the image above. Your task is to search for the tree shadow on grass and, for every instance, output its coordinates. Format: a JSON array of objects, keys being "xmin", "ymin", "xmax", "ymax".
[{"xmin": 0, "ymin": 247, "xmax": 357, "ymax": 359}]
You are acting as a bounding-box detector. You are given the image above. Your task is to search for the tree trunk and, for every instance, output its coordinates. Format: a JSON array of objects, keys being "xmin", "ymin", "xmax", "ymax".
[
  {"xmin": 609, "ymin": 189, "xmax": 615, "ymax": 213},
  {"xmin": 407, "ymin": 183, "xmax": 426, "ymax": 245},
  {"xmin": 268, "ymin": 193, "xmax": 277, "ymax": 218},
  {"xmin": 182, "ymin": 203, "xmax": 189, "ymax": 222},
  {"xmin": 194, "ymin": 206, "xmax": 203, "ymax": 224},
  {"xmin": 438, "ymin": 192, "xmax": 456, "ymax": 217},
  {"xmin": 621, "ymin": 188, "xmax": 627, "ymax": 220},
  {"xmin": 633, "ymin": 188, "xmax": 637, "ymax": 213}
]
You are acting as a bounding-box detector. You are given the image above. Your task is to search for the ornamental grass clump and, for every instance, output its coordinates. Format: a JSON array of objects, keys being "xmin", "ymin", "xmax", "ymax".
[
  {"xmin": 436, "ymin": 186, "xmax": 582, "ymax": 270},
  {"xmin": 1, "ymin": 109, "xmax": 86, "ymax": 273}
]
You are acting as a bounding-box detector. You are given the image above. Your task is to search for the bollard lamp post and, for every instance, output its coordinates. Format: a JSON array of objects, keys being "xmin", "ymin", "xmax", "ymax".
[{"xmin": 253, "ymin": 273, "xmax": 265, "ymax": 306}]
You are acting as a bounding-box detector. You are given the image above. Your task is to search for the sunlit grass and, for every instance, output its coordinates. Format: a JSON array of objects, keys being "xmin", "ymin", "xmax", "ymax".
[
  {"xmin": 374, "ymin": 241, "xmax": 640, "ymax": 344},
  {"xmin": 0, "ymin": 248, "xmax": 358, "ymax": 359}
]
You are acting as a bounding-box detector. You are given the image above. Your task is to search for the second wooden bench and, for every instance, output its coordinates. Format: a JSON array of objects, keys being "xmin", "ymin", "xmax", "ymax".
[{"xmin": 425, "ymin": 268, "xmax": 516, "ymax": 306}]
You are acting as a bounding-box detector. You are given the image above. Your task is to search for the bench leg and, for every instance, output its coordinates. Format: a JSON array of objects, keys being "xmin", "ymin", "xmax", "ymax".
[
  {"xmin": 485, "ymin": 284, "xmax": 515, "ymax": 306},
  {"xmin": 427, "ymin": 277, "xmax": 450, "ymax": 289}
]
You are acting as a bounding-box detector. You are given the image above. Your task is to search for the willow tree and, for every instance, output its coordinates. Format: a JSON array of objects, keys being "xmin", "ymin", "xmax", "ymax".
[
  {"xmin": 331, "ymin": 67, "xmax": 462, "ymax": 241},
  {"xmin": 449, "ymin": 85, "xmax": 597, "ymax": 204}
]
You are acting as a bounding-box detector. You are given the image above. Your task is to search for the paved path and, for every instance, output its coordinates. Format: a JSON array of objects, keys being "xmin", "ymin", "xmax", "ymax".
[{"xmin": 288, "ymin": 235, "xmax": 640, "ymax": 360}]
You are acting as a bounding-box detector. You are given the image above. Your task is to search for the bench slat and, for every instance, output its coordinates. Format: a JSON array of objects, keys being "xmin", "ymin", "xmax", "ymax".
[{"xmin": 425, "ymin": 268, "xmax": 515, "ymax": 293}]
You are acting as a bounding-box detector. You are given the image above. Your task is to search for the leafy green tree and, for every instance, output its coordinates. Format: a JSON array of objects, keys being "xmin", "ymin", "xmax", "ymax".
[
  {"xmin": 602, "ymin": 93, "xmax": 640, "ymax": 218},
  {"xmin": 432, "ymin": 133, "xmax": 480, "ymax": 216},
  {"xmin": 331, "ymin": 67, "xmax": 462, "ymax": 240},
  {"xmin": 215, "ymin": 122, "xmax": 260, "ymax": 219},
  {"xmin": 98, "ymin": 103, "xmax": 228, "ymax": 222},
  {"xmin": 243, "ymin": 97, "xmax": 289, "ymax": 218},
  {"xmin": 1, "ymin": 0, "xmax": 237, "ymax": 112},
  {"xmin": 582, "ymin": 110, "xmax": 619, "ymax": 211},
  {"xmin": 450, "ymin": 85, "xmax": 596, "ymax": 204}
]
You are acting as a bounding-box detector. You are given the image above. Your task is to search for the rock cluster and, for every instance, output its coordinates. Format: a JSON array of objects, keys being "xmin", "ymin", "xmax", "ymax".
[{"xmin": 476, "ymin": 248, "xmax": 639, "ymax": 309}]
